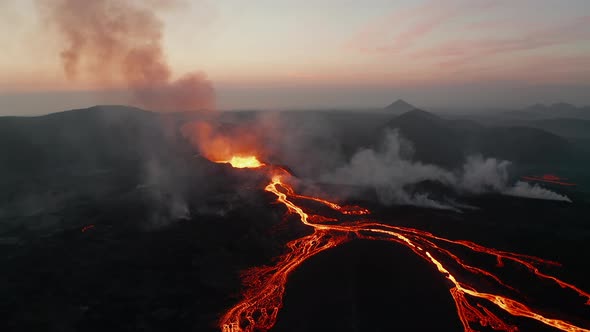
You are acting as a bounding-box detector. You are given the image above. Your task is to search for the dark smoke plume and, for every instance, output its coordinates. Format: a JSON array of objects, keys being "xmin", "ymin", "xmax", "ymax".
[{"xmin": 37, "ymin": 0, "xmax": 215, "ymax": 111}]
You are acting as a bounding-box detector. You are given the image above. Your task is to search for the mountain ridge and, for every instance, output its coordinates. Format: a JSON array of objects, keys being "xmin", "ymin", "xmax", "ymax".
[
  {"xmin": 384, "ymin": 99, "xmax": 416, "ymax": 114},
  {"xmin": 382, "ymin": 109, "xmax": 572, "ymax": 167}
]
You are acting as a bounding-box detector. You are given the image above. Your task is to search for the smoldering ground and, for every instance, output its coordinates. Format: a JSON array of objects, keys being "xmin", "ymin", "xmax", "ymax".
[
  {"xmin": 318, "ymin": 130, "xmax": 571, "ymax": 209},
  {"xmin": 182, "ymin": 111, "xmax": 572, "ymax": 211},
  {"xmin": 0, "ymin": 107, "xmax": 222, "ymax": 237}
]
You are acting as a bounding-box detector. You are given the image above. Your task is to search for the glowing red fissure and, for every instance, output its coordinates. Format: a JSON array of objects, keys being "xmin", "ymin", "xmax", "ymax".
[
  {"xmin": 521, "ymin": 176, "xmax": 576, "ymax": 186},
  {"xmin": 219, "ymin": 165, "xmax": 590, "ymax": 332},
  {"xmin": 81, "ymin": 224, "xmax": 95, "ymax": 233}
]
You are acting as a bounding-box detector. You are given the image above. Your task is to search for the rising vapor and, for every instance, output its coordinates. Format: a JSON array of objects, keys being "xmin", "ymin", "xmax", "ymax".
[
  {"xmin": 37, "ymin": 0, "xmax": 215, "ymax": 111},
  {"xmin": 458, "ymin": 155, "xmax": 510, "ymax": 193},
  {"xmin": 322, "ymin": 130, "xmax": 571, "ymax": 209},
  {"xmin": 321, "ymin": 130, "xmax": 457, "ymax": 209},
  {"xmin": 505, "ymin": 181, "xmax": 572, "ymax": 202},
  {"xmin": 458, "ymin": 156, "xmax": 573, "ymax": 202}
]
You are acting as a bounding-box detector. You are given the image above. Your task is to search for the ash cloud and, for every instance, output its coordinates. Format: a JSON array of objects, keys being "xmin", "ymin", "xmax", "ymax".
[
  {"xmin": 37, "ymin": 0, "xmax": 215, "ymax": 111},
  {"xmin": 321, "ymin": 129, "xmax": 571, "ymax": 209}
]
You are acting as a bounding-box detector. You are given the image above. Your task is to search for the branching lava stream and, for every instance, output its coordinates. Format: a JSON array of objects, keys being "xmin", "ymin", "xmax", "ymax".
[{"xmin": 218, "ymin": 161, "xmax": 589, "ymax": 332}]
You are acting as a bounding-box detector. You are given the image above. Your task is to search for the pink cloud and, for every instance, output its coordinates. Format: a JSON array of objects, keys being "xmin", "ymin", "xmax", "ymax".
[
  {"xmin": 412, "ymin": 16, "xmax": 590, "ymax": 68},
  {"xmin": 345, "ymin": 0, "xmax": 500, "ymax": 53}
]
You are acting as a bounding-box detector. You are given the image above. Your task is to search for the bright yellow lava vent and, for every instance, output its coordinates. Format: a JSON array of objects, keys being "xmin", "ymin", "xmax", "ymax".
[{"xmin": 219, "ymin": 156, "xmax": 265, "ymax": 168}]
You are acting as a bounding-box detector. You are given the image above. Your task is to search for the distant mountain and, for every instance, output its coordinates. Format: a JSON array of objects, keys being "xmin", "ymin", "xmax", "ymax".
[
  {"xmin": 385, "ymin": 110, "xmax": 465, "ymax": 167},
  {"xmin": 384, "ymin": 99, "xmax": 416, "ymax": 114},
  {"xmin": 525, "ymin": 103, "xmax": 549, "ymax": 112},
  {"xmin": 526, "ymin": 102, "xmax": 578, "ymax": 113},
  {"xmin": 383, "ymin": 109, "xmax": 572, "ymax": 167},
  {"xmin": 501, "ymin": 118, "xmax": 590, "ymax": 140},
  {"xmin": 506, "ymin": 102, "xmax": 590, "ymax": 120},
  {"xmin": 0, "ymin": 105, "xmax": 217, "ymax": 223},
  {"xmin": 0, "ymin": 105, "xmax": 195, "ymax": 183}
]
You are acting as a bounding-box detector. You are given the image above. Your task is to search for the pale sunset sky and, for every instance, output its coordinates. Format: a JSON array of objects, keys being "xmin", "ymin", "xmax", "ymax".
[{"xmin": 1, "ymin": 0, "xmax": 589, "ymax": 115}]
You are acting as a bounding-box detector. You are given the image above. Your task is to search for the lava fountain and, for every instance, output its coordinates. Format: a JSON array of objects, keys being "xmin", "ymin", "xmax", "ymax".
[{"xmin": 207, "ymin": 153, "xmax": 589, "ymax": 332}]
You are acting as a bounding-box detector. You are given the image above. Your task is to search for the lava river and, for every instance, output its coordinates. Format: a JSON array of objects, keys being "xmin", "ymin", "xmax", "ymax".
[{"xmin": 216, "ymin": 159, "xmax": 590, "ymax": 332}]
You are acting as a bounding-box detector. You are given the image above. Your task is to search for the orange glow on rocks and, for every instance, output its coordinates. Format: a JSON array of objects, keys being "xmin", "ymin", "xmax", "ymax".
[
  {"xmin": 182, "ymin": 121, "xmax": 264, "ymax": 166},
  {"xmin": 219, "ymin": 166, "xmax": 590, "ymax": 332}
]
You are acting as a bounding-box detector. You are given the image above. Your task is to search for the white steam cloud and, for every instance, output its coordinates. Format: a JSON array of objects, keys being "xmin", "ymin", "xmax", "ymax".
[
  {"xmin": 457, "ymin": 157, "xmax": 572, "ymax": 202},
  {"xmin": 321, "ymin": 130, "xmax": 456, "ymax": 210},
  {"xmin": 322, "ymin": 130, "xmax": 571, "ymax": 210},
  {"xmin": 458, "ymin": 155, "xmax": 510, "ymax": 193},
  {"xmin": 505, "ymin": 181, "xmax": 572, "ymax": 202}
]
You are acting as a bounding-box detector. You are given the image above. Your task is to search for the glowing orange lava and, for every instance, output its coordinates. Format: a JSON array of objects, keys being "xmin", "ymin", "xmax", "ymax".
[
  {"xmin": 217, "ymin": 156, "xmax": 265, "ymax": 168},
  {"xmin": 217, "ymin": 161, "xmax": 589, "ymax": 332}
]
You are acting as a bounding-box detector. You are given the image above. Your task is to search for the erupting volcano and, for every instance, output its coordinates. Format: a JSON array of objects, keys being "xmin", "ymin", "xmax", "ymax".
[
  {"xmin": 210, "ymin": 155, "xmax": 590, "ymax": 332},
  {"xmin": 4, "ymin": 1, "xmax": 589, "ymax": 331}
]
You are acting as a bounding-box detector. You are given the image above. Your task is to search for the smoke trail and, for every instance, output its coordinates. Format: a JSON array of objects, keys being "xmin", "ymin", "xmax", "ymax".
[
  {"xmin": 504, "ymin": 181, "xmax": 572, "ymax": 202},
  {"xmin": 37, "ymin": 0, "xmax": 215, "ymax": 111}
]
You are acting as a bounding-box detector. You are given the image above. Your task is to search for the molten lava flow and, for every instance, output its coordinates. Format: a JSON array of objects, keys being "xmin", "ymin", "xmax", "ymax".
[
  {"xmin": 217, "ymin": 156, "xmax": 265, "ymax": 168},
  {"xmin": 220, "ymin": 231, "xmax": 347, "ymax": 332},
  {"xmin": 218, "ymin": 162, "xmax": 590, "ymax": 332}
]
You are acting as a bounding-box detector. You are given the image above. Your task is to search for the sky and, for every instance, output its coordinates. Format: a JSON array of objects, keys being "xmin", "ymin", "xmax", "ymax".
[{"xmin": 1, "ymin": 0, "xmax": 590, "ymax": 115}]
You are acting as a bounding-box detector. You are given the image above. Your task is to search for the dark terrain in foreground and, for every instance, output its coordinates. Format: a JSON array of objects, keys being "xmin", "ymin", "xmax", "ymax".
[
  {"xmin": 1, "ymin": 105, "xmax": 590, "ymax": 331},
  {"xmin": 2, "ymin": 172, "xmax": 589, "ymax": 331}
]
